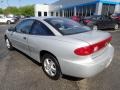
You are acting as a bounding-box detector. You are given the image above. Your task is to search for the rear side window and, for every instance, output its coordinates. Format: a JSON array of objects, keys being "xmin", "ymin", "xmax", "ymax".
[{"xmin": 30, "ymin": 20, "xmax": 54, "ymax": 36}]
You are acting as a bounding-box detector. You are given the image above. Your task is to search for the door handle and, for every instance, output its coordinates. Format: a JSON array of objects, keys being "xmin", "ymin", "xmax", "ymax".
[{"xmin": 23, "ymin": 37, "xmax": 26, "ymax": 40}]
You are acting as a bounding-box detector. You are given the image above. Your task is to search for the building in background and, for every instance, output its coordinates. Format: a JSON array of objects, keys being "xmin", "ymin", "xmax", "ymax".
[{"xmin": 35, "ymin": 0, "xmax": 120, "ymax": 17}]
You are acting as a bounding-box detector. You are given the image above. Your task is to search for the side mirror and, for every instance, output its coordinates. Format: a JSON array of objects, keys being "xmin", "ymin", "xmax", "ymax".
[{"xmin": 8, "ymin": 27, "xmax": 15, "ymax": 32}]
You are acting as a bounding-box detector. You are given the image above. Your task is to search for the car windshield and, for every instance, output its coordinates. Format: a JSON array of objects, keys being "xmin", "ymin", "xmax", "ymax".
[{"xmin": 44, "ymin": 18, "xmax": 91, "ymax": 35}]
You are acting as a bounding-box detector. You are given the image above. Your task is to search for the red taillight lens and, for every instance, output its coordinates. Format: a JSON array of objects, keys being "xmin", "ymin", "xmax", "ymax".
[
  {"xmin": 84, "ymin": 20, "xmax": 92, "ymax": 23},
  {"xmin": 74, "ymin": 46, "xmax": 93, "ymax": 56},
  {"xmin": 74, "ymin": 36, "xmax": 112, "ymax": 56}
]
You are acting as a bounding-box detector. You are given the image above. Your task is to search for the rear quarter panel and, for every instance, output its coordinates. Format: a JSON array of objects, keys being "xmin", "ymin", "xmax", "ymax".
[{"xmin": 28, "ymin": 35, "xmax": 89, "ymax": 62}]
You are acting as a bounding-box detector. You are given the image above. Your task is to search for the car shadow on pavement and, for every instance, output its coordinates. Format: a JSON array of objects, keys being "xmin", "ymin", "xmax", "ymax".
[
  {"xmin": 14, "ymin": 49, "xmax": 42, "ymax": 66},
  {"xmin": 62, "ymin": 75, "xmax": 84, "ymax": 81}
]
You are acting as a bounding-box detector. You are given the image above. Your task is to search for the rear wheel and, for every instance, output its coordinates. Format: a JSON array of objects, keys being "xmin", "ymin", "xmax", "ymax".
[
  {"xmin": 114, "ymin": 24, "xmax": 119, "ymax": 30},
  {"xmin": 7, "ymin": 20, "xmax": 11, "ymax": 25},
  {"xmin": 5, "ymin": 38, "xmax": 13, "ymax": 50},
  {"xmin": 42, "ymin": 54, "xmax": 62, "ymax": 80},
  {"xmin": 92, "ymin": 25, "xmax": 98, "ymax": 30}
]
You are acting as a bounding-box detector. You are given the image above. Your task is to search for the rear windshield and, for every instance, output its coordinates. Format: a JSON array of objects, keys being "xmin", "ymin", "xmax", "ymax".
[{"xmin": 44, "ymin": 18, "xmax": 91, "ymax": 35}]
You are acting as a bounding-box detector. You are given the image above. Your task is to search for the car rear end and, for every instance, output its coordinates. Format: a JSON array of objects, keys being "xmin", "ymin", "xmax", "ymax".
[
  {"xmin": 112, "ymin": 13, "xmax": 120, "ymax": 24},
  {"xmin": 60, "ymin": 31, "xmax": 114, "ymax": 78},
  {"xmin": 7, "ymin": 17, "xmax": 16, "ymax": 24},
  {"xmin": 82, "ymin": 16, "xmax": 93, "ymax": 24},
  {"xmin": 82, "ymin": 16, "xmax": 96, "ymax": 29},
  {"xmin": 71, "ymin": 16, "xmax": 81, "ymax": 22},
  {"xmin": 44, "ymin": 17, "xmax": 114, "ymax": 78}
]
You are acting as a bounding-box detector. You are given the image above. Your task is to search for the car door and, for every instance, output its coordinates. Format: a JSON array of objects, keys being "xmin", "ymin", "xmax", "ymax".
[
  {"xmin": 28, "ymin": 20, "xmax": 54, "ymax": 61},
  {"xmin": 96, "ymin": 16, "xmax": 104, "ymax": 29},
  {"xmin": 10, "ymin": 19, "xmax": 34, "ymax": 55},
  {"xmin": 102, "ymin": 16, "xmax": 112, "ymax": 29}
]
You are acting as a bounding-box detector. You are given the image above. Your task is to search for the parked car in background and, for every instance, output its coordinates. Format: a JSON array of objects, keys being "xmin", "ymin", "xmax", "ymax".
[
  {"xmin": 111, "ymin": 13, "xmax": 120, "ymax": 24},
  {"xmin": 71, "ymin": 16, "xmax": 81, "ymax": 22},
  {"xmin": 5, "ymin": 17, "xmax": 114, "ymax": 80},
  {"xmin": 82, "ymin": 15, "xmax": 119, "ymax": 30},
  {"xmin": 0, "ymin": 15, "xmax": 16, "ymax": 24}
]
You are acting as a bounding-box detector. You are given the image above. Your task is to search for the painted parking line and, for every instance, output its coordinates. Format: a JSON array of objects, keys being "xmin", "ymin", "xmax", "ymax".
[{"xmin": 108, "ymin": 30, "xmax": 120, "ymax": 32}]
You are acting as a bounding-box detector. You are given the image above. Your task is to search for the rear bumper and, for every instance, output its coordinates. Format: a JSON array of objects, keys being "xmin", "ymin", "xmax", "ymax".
[{"xmin": 59, "ymin": 44, "xmax": 114, "ymax": 78}]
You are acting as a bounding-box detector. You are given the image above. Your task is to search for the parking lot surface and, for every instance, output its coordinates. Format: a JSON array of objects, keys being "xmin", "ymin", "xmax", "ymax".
[{"xmin": 0, "ymin": 25, "xmax": 120, "ymax": 90}]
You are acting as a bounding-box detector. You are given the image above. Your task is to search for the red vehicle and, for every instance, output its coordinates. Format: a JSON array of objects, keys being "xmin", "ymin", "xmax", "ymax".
[
  {"xmin": 71, "ymin": 16, "xmax": 81, "ymax": 22},
  {"xmin": 111, "ymin": 13, "xmax": 120, "ymax": 24}
]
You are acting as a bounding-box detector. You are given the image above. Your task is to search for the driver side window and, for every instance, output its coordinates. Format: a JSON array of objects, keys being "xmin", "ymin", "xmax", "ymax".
[{"xmin": 16, "ymin": 19, "xmax": 34, "ymax": 34}]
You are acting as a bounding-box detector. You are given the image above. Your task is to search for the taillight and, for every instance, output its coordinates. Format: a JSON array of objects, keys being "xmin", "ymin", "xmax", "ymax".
[
  {"xmin": 84, "ymin": 20, "xmax": 92, "ymax": 23},
  {"xmin": 115, "ymin": 16, "xmax": 119, "ymax": 19},
  {"xmin": 74, "ymin": 36, "xmax": 112, "ymax": 56},
  {"xmin": 74, "ymin": 46, "xmax": 93, "ymax": 55}
]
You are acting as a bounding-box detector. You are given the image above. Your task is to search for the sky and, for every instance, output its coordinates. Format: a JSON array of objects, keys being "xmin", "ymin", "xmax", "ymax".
[{"xmin": 0, "ymin": 0, "xmax": 58, "ymax": 8}]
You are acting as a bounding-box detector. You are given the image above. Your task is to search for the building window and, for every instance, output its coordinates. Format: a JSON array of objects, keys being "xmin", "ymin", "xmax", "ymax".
[
  {"xmin": 63, "ymin": 7, "xmax": 74, "ymax": 18},
  {"xmin": 102, "ymin": 4, "xmax": 115, "ymax": 15},
  {"xmin": 51, "ymin": 12, "xmax": 54, "ymax": 16},
  {"xmin": 56, "ymin": 12, "xmax": 58, "ymax": 16},
  {"xmin": 76, "ymin": 4, "xmax": 96, "ymax": 17},
  {"xmin": 60, "ymin": 10, "xmax": 62, "ymax": 16},
  {"xmin": 38, "ymin": 12, "xmax": 41, "ymax": 16},
  {"xmin": 44, "ymin": 12, "xmax": 47, "ymax": 16}
]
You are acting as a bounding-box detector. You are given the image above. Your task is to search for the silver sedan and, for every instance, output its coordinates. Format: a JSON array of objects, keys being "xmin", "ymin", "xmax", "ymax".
[{"xmin": 5, "ymin": 17, "xmax": 114, "ymax": 80}]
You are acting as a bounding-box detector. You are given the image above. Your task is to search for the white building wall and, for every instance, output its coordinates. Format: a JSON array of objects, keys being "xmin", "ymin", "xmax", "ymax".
[
  {"xmin": 35, "ymin": 4, "xmax": 50, "ymax": 17},
  {"xmin": 114, "ymin": 4, "xmax": 120, "ymax": 13},
  {"xmin": 95, "ymin": 2, "xmax": 103, "ymax": 15}
]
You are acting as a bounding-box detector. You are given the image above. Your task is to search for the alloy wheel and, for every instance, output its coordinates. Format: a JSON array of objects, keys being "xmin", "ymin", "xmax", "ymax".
[{"xmin": 44, "ymin": 58, "xmax": 56, "ymax": 77}]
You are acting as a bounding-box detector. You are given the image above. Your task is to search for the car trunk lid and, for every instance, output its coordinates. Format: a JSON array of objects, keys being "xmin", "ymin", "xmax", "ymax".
[{"xmin": 66, "ymin": 30, "xmax": 112, "ymax": 58}]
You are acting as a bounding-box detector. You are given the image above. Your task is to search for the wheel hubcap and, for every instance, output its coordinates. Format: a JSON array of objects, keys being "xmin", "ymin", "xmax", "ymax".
[
  {"xmin": 115, "ymin": 24, "xmax": 118, "ymax": 29},
  {"xmin": 8, "ymin": 21, "xmax": 10, "ymax": 24},
  {"xmin": 6, "ymin": 39, "xmax": 10, "ymax": 48},
  {"xmin": 93, "ymin": 26, "xmax": 97, "ymax": 30},
  {"xmin": 44, "ymin": 58, "xmax": 56, "ymax": 76}
]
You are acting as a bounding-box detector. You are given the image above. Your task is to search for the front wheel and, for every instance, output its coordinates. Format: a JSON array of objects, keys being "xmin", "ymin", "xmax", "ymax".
[
  {"xmin": 5, "ymin": 38, "xmax": 14, "ymax": 50},
  {"xmin": 42, "ymin": 54, "xmax": 62, "ymax": 80}
]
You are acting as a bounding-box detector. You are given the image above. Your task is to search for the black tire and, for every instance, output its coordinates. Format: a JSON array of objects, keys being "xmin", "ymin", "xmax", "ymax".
[
  {"xmin": 92, "ymin": 25, "xmax": 98, "ymax": 30},
  {"xmin": 5, "ymin": 38, "xmax": 14, "ymax": 50},
  {"xmin": 42, "ymin": 54, "xmax": 62, "ymax": 80},
  {"xmin": 7, "ymin": 20, "xmax": 11, "ymax": 25},
  {"xmin": 114, "ymin": 24, "xmax": 119, "ymax": 30}
]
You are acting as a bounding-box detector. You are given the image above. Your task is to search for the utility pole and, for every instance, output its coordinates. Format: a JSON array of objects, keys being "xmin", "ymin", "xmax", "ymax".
[
  {"xmin": 18, "ymin": 0, "xmax": 21, "ymax": 7},
  {"xmin": 0, "ymin": 0, "xmax": 4, "ymax": 8},
  {"xmin": 6, "ymin": 0, "xmax": 9, "ymax": 7}
]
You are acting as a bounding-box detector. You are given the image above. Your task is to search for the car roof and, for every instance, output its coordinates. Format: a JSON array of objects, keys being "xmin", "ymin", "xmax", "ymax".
[{"xmin": 27, "ymin": 16, "xmax": 63, "ymax": 21}]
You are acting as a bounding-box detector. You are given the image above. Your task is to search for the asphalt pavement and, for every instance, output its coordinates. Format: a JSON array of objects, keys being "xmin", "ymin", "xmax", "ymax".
[{"xmin": 0, "ymin": 24, "xmax": 120, "ymax": 90}]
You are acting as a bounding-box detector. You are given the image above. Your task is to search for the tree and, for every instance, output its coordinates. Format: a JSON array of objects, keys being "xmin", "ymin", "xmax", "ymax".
[
  {"xmin": 0, "ymin": 8, "xmax": 3, "ymax": 14},
  {"xmin": 3, "ymin": 7, "xmax": 19, "ymax": 15},
  {"xmin": 19, "ymin": 5, "xmax": 34, "ymax": 16},
  {"xmin": 0, "ymin": 5, "xmax": 34, "ymax": 16}
]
